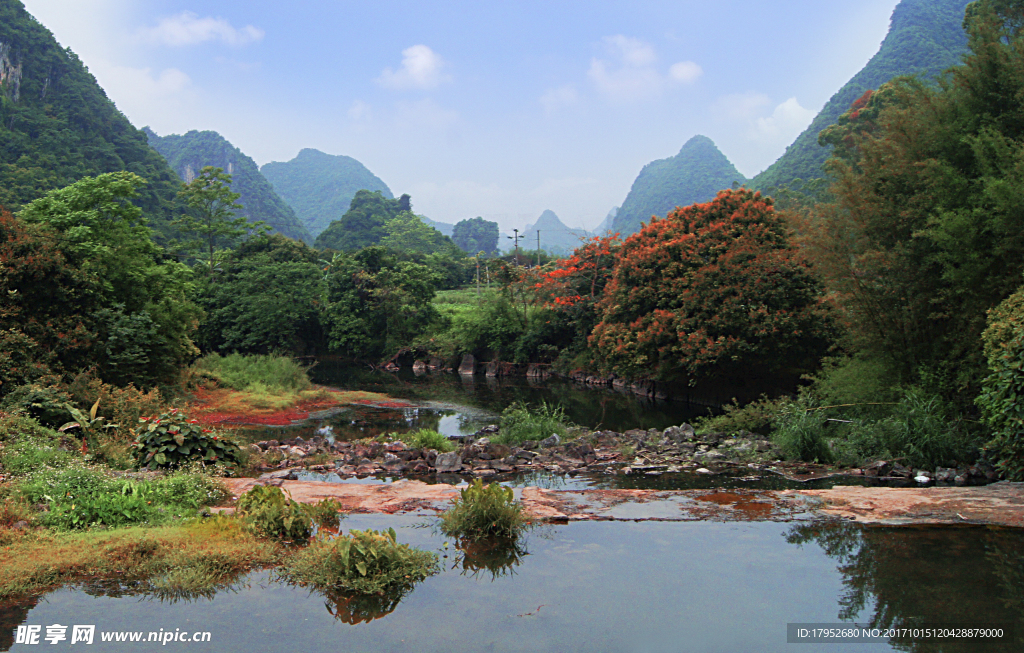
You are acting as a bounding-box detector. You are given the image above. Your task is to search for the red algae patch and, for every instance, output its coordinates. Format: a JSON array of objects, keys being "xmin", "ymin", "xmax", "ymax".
[{"xmin": 188, "ymin": 387, "xmax": 403, "ymax": 427}]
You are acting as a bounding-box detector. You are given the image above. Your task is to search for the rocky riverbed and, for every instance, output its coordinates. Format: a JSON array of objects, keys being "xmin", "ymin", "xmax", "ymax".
[{"xmin": 245, "ymin": 422, "xmax": 999, "ymax": 486}]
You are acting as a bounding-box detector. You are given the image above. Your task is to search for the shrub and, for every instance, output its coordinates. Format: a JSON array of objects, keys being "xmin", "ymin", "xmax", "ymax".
[
  {"xmin": 977, "ymin": 286, "xmax": 1024, "ymax": 479},
  {"xmin": 0, "ymin": 384, "xmax": 75, "ymax": 428},
  {"xmin": 439, "ymin": 478, "xmax": 527, "ymax": 541},
  {"xmin": 694, "ymin": 395, "xmax": 784, "ymax": 436},
  {"xmin": 236, "ymin": 485, "xmax": 341, "ymax": 544},
  {"xmin": 280, "ymin": 527, "xmax": 438, "ymax": 595},
  {"xmin": 494, "ymin": 401, "xmax": 568, "ymax": 445},
  {"xmin": 390, "ymin": 429, "xmax": 454, "ymax": 453},
  {"xmin": 131, "ymin": 411, "xmax": 241, "ymax": 470},
  {"xmin": 192, "ymin": 353, "xmax": 311, "ymax": 394},
  {"xmin": 771, "ymin": 400, "xmax": 833, "ymax": 463}
]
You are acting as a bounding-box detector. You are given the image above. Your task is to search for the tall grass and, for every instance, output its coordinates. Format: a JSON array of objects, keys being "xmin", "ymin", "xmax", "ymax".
[
  {"xmin": 192, "ymin": 353, "xmax": 311, "ymax": 394},
  {"xmin": 493, "ymin": 401, "xmax": 568, "ymax": 445}
]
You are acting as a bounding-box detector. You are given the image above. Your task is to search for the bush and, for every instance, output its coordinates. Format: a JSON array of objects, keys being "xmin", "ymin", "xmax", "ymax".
[
  {"xmin": 236, "ymin": 485, "xmax": 342, "ymax": 544},
  {"xmin": 694, "ymin": 395, "xmax": 784, "ymax": 436},
  {"xmin": 192, "ymin": 353, "xmax": 312, "ymax": 394},
  {"xmin": 494, "ymin": 401, "xmax": 568, "ymax": 445},
  {"xmin": 280, "ymin": 527, "xmax": 438, "ymax": 595},
  {"xmin": 131, "ymin": 411, "xmax": 241, "ymax": 470},
  {"xmin": 0, "ymin": 384, "xmax": 75, "ymax": 428},
  {"xmin": 439, "ymin": 478, "xmax": 527, "ymax": 541},
  {"xmin": 977, "ymin": 286, "xmax": 1024, "ymax": 479},
  {"xmin": 771, "ymin": 399, "xmax": 833, "ymax": 463}
]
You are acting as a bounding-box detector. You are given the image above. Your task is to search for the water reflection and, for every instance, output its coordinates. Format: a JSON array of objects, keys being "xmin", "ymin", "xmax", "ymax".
[
  {"xmin": 452, "ymin": 537, "xmax": 528, "ymax": 581},
  {"xmin": 319, "ymin": 586, "xmax": 410, "ymax": 625},
  {"xmin": 786, "ymin": 523, "xmax": 1024, "ymax": 651}
]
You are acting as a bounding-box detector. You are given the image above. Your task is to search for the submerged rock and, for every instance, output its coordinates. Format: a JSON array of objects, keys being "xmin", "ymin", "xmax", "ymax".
[{"xmin": 435, "ymin": 452, "xmax": 463, "ymax": 473}]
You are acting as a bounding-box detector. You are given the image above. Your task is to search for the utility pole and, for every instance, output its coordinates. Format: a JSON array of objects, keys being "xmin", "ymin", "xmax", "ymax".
[
  {"xmin": 475, "ymin": 251, "xmax": 481, "ymax": 301},
  {"xmin": 508, "ymin": 229, "xmax": 520, "ymax": 266},
  {"xmin": 536, "ymin": 230, "xmax": 541, "ymax": 268}
]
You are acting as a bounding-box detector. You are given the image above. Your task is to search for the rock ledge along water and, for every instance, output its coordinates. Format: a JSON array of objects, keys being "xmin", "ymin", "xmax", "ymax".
[{"xmin": 219, "ymin": 478, "xmax": 1024, "ymax": 526}]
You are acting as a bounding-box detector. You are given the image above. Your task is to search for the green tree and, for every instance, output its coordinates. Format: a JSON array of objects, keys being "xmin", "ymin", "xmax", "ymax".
[
  {"xmin": 175, "ymin": 166, "xmax": 254, "ymax": 277},
  {"xmin": 381, "ymin": 211, "xmax": 461, "ymax": 256},
  {"xmin": 452, "ymin": 217, "xmax": 499, "ymax": 254},
  {"xmin": 314, "ymin": 190, "xmax": 397, "ymax": 251}
]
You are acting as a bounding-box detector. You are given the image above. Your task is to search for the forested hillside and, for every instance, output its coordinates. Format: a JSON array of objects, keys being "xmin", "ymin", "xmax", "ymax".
[
  {"xmin": 751, "ymin": 0, "xmax": 971, "ymax": 193},
  {"xmin": 612, "ymin": 136, "xmax": 746, "ymax": 236},
  {"xmin": 0, "ymin": 0, "xmax": 182, "ymax": 238},
  {"xmin": 261, "ymin": 148, "xmax": 392, "ymax": 238},
  {"xmin": 146, "ymin": 129, "xmax": 312, "ymax": 244}
]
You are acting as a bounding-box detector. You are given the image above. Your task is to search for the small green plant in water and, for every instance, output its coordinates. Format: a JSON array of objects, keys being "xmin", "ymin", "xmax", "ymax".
[
  {"xmin": 440, "ymin": 478, "xmax": 527, "ymax": 541},
  {"xmin": 280, "ymin": 527, "xmax": 439, "ymax": 595},
  {"xmin": 494, "ymin": 401, "xmax": 568, "ymax": 445},
  {"xmin": 131, "ymin": 411, "xmax": 242, "ymax": 470},
  {"xmin": 236, "ymin": 485, "xmax": 342, "ymax": 544},
  {"xmin": 387, "ymin": 429, "xmax": 455, "ymax": 452}
]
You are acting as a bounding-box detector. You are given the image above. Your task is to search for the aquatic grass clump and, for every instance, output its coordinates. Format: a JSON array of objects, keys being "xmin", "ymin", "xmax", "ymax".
[
  {"xmin": 236, "ymin": 485, "xmax": 342, "ymax": 544},
  {"xmin": 280, "ymin": 527, "xmax": 439, "ymax": 595},
  {"xmin": 389, "ymin": 429, "xmax": 455, "ymax": 453},
  {"xmin": 439, "ymin": 479, "xmax": 527, "ymax": 541},
  {"xmin": 493, "ymin": 401, "xmax": 568, "ymax": 445}
]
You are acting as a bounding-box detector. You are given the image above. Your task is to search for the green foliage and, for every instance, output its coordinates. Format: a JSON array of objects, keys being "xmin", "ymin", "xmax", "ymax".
[
  {"xmin": 977, "ymin": 285, "xmax": 1024, "ymax": 479},
  {"xmin": 192, "ymin": 353, "xmax": 312, "ymax": 394},
  {"xmin": 771, "ymin": 399, "xmax": 834, "ymax": 463},
  {"xmin": 195, "ymin": 234, "xmax": 326, "ymax": 355},
  {"xmin": 439, "ymin": 479, "xmax": 528, "ymax": 541},
  {"xmin": 280, "ymin": 527, "xmax": 439, "ymax": 595},
  {"xmin": 693, "ymin": 395, "xmax": 785, "ymax": 437},
  {"xmin": 175, "ymin": 166, "xmax": 259, "ymax": 275},
  {"xmin": 751, "ymin": 0, "xmax": 972, "ymax": 194},
  {"xmin": 15, "ymin": 463, "xmax": 226, "ymax": 530},
  {"xmin": 261, "ymin": 148, "xmax": 393, "ymax": 240},
  {"xmin": 236, "ymin": 485, "xmax": 341, "ymax": 544},
  {"xmin": 314, "ymin": 190, "xmax": 400, "ymax": 251},
  {"xmin": 494, "ymin": 401, "xmax": 568, "ymax": 445},
  {"xmin": 0, "ymin": 1, "xmax": 183, "ymax": 235},
  {"xmin": 1, "ymin": 383, "xmax": 75, "ymax": 428},
  {"xmin": 612, "ymin": 136, "xmax": 747, "ymax": 236},
  {"xmin": 389, "ymin": 429, "xmax": 455, "ymax": 452},
  {"xmin": 0, "ymin": 415, "xmax": 74, "ymax": 476},
  {"xmin": 380, "ymin": 210, "xmax": 461, "ymax": 256},
  {"xmin": 145, "ymin": 128, "xmax": 312, "ymax": 244},
  {"xmin": 131, "ymin": 411, "xmax": 242, "ymax": 471},
  {"xmin": 452, "ymin": 216, "xmax": 499, "ymax": 254}
]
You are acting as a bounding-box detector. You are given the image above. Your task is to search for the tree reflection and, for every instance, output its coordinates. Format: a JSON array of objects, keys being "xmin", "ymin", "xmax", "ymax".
[
  {"xmin": 320, "ymin": 586, "xmax": 412, "ymax": 625},
  {"xmin": 787, "ymin": 522, "xmax": 1024, "ymax": 651}
]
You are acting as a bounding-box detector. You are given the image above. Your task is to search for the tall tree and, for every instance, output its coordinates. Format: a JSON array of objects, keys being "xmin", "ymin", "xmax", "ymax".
[
  {"xmin": 174, "ymin": 166, "xmax": 253, "ymax": 277},
  {"xmin": 452, "ymin": 216, "xmax": 499, "ymax": 254}
]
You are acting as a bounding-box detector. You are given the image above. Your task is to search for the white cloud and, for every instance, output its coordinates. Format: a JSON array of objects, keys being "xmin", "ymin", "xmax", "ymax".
[
  {"xmin": 377, "ymin": 45, "xmax": 450, "ymax": 90},
  {"xmin": 86, "ymin": 61, "xmax": 196, "ymax": 130},
  {"xmin": 540, "ymin": 85, "xmax": 578, "ymax": 113},
  {"xmin": 751, "ymin": 97, "xmax": 816, "ymax": 144},
  {"xmin": 668, "ymin": 61, "xmax": 702, "ymax": 84},
  {"xmin": 714, "ymin": 92, "xmax": 773, "ymax": 121},
  {"xmin": 138, "ymin": 12, "xmax": 264, "ymax": 47},
  {"xmin": 588, "ymin": 35, "xmax": 701, "ymax": 101},
  {"xmin": 348, "ymin": 100, "xmax": 372, "ymax": 121}
]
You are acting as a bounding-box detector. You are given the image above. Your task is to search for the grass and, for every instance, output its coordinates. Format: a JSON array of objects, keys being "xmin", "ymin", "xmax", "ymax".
[
  {"xmin": 236, "ymin": 485, "xmax": 343, "ymax": 545},
  {"xmin": 0, "ymin": 520, "xmax": 283, "ymax": 599},
  {"xmin": 439, "ymin": 478, "xmax": 528, "ymax": 541},
  {"xmin": 387, "ymin": 429, "xmax": 456, "ymax": 452},
  {"xmin": 493, "ymin": 401, "xmax": 568, "ymax": 445},
  {"xmin": 192, "ymin": 353, "xmax": 312, "ymax": 394}
]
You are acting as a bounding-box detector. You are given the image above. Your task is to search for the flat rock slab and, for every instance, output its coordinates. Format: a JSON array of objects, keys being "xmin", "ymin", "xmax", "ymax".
[
  {"xmin": 221, "ymin": 478, "xmax": 1024, "ymax": 526},
  {"xmin": 793, "ymin": 482, "xmax": 1024, "ymax": 527}
]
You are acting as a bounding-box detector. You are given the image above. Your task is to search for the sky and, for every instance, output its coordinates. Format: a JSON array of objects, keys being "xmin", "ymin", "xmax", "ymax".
[{"xmin": 20, "ymin": 0, "xmax": 901, "ymax": 231}]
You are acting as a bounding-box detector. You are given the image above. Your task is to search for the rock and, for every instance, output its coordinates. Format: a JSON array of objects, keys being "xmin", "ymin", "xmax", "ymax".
[
  {"xmin": 383, "ymin": 453, "xmax": 400, "ymax": 463},
  {"xmin": 12, "ymin": 520, "xmax": 29, "ymax": 530},
  {"xmin": 864, "ymin": 461, "xmax": 891, "ymax": 477},
  {"xmin": 475, "ymin": 437, "xmax": 491, "ymax": 446},
  {"xmin": 569, "ymin": 442, "xmax": 595, "ymax": 458},
  {"xmin": 435, "ymin": 452, "xmax": 463, "ymax": 473},
  {"xmin": 458, "ymin": 354, "xmax": 476, "ymax": 375},
  {"xmin": 890, "ymin": 463, "xmax": 912, "ymax": 478},
  {"xmin": 259, "ymin": 469, "xmax": 296, "ymax": 480},
  {"xmin": 248, "ymin": 444, "xmax": 263, "ymax": 454},
  {"xmin": 695, "ymin": 467, "xmax": 713, "ymax": 474},
  {"xmin": 540, "ymin": 434, "xmax": 560, "ymax": 448},
  {"xmin": 935, "ymin": 467, "xmax": 957, "ymax": 482},
  {"xmin": 473, "ymin": 468, "xmax": 497, "ymax": 477},
  {"xmin": 484, "ymin": 442, "xmax": 511, "ymax": 459},
  {"xmin": 663, "ymin": 424, "xmax": 696, "ymax": 444},
  {"xmin": 754, "ymin": 440, "xmax": 773, "ymax": 453},
  {"xmin": 412, "ymin": 462, "xmax": 430, "ymax": 474},
  {"xmin": 515, "ymin": 450, "xmax": 538, "ymax": 461},
  {"xmin": 412, "ymin": 360, "xmax": 426, "ymax": 373},
  {"xmin": 385, "ymin": 441, "xmax": 407, "ymax": 452},
  {"xmin": 521, "ymin": 439, "xmax": 538, "ymax": 451},
  {"xmin": 491, "ymin": 462, "xmax": 514, "ymax": 473},
  {"xmin": 354, "ymin": 464, "xmax": 377, "ymax": 476},
  {"xmin": 293, "ymin": 436, "xmax": 306, "ymax": 446},
  {"xmin": 285, "ymin": 446, "xmax": 307, "ymax": 459},
  {"xmin": 423, "ymin": 449, "xmax": 438, "ymax": 466},
  {"xmin": 265, "ymin": 439, "xmax": 280, "ymax": 448},
  {"xmin": 915, "ymin": 474, "xmax": 932, "ymax": 484},
  {"xmin": 479, "ymin": 424, "xmax": 500, "ymax": 434}
]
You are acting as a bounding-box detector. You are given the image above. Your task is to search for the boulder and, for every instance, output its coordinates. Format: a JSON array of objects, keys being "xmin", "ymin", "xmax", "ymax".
[
  {"xmin": 412, "ymin": 360, "xmax": 427, "ymax": 373},
  {"xmin": 458, "ymin": 354, "xmax": 476, "ymax": 375},
  {"xmin": 539, "ymin": 434, "xmax": 561, "ymax": 448},
  {"xmin": 435, "ymin": 452, "xmax": 463, "ymax": 473},
  {"xmin": 663, "ymin": 424, "xmax": 696, "ymax": 444}
]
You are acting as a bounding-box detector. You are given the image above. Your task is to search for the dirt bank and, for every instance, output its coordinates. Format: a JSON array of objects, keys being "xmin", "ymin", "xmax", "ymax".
[{"xmin": 220, "ymin": 478, "xmax": 1024, "ymax": 527}]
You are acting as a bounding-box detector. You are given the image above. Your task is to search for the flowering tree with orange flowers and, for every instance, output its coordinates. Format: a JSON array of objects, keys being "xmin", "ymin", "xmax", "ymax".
[{"xmin": 589, "ymin": 189, "xmax": 834, "ymax": 385}]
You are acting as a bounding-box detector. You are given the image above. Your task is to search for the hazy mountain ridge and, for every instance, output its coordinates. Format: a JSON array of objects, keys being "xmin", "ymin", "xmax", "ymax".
[
  {"xmin": 611, "ymin": 136, "xmax": 747, "ymax": 236},
  {"xmin": 750, "ymin": 0, "xmax": 972, "ymax": 192},
  {"xmin": 261, "ymin": 148, "xmax": 392, "ymax": 239},
  {"xmin": 145, "ymin": 128, "xmax": 312, "ymax": 244}
]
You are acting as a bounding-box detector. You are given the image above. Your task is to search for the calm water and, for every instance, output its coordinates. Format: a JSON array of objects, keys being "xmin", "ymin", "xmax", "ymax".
[{"xmin": 4, "ymin": 517, "xmax": 1021, "ymax": 652}]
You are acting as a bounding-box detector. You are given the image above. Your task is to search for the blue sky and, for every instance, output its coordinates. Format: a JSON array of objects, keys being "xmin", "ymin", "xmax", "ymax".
[{"xmin": 22, "ymin": 0, "xmax": 901, "ymax": 230}]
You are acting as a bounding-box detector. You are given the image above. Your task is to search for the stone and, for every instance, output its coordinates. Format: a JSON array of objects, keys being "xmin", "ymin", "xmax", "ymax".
[
  {"xmin": 935, "ymin": 467, "xmax": 957, "ymax": 482},
  {"xmin": 864, "ymin": 461, "xmax": 891, "ymax": 477},
  {"xmin": 522, "ymin": 439, "xmax": 538, "ymax": 451},
  {"xmin": 265, "ymin": 439, "xmax": 280, "ymax": 448},
  {"xmin": 890, "ymin": 463, "xmax": 912, "ymax": 478},
  {"xmin": 412, "ymin": 360, "xmax": 426, "ymax": 373},
  {"xmin": 540, "ymin": 434, "xmax": 560, "ymax": 448},
  {"xmin": 914, "ymin": 474, "xmax": 932, "ymax": 484},
  {"xmin": 458, "ymin": 354, "xmax": 476, "ymax": 375},
  {"xmin": 485, "ymin": 442, "xmax": 512, "ymax": 459},
  {"xmin": 423, "ymin": 449, "xmax": 438, "ymax": 466},
  {"xmin": 475, "ymin": 437, "xmax": 491, "ymax": 446},
  {"xmin": 473, "ymin": 468, "xmax": 497, "ymax": 477},
  {"xmin": 385, "ymin": 442, "xmax": 407, "ymax": 452},
  {"xmin": 383, "ymin": 453, "xmax": 400, "ymax": 463},
  {"xmin": 663, "ymin": 424, "xmax": 696, "ymax": 444},
  {"xmin": 434, "ymin": 452, "xmax": 463, "ymax": 473},
  {"xmin": 248, "ymin": 444, "xmax": 263, "ymax": 454},
  {"xmin": 480, "ymin": 424, "xmax": 500, "ymax": 434},
  {"xmin": 259, "ymin": 469, "xmax": 295, "ymax": 480},
  {"xmin": 516, "ymin": 450, "xmax": 538, "ymax": 461},
  {"xmin": 412, "ymin": 462, "xmax": 430, "ymax": 474},
  {"xmin": 695, "ymin": 467, "xmax": 713, "ymax": 474}
]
